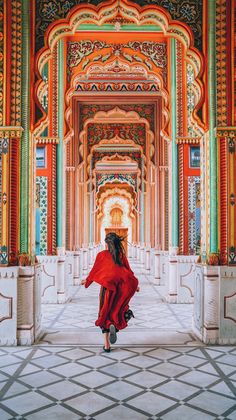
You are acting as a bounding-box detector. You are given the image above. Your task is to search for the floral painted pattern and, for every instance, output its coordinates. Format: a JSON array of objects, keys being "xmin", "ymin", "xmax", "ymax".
[
  {"xmin": 87, "ymin": 123, "xmax": 146, "ymax": 148},
  {"xmin": 188, "ymin": 176, "xmax": 200, "ymax": 255},
  {"xmin": 125, "ymin": 41, "xmax": 166, "ymax": 69},
  {"xmin": 36, "ymin": 0, "xmax": 202, "ymax": 52},
  {"xmin": 96, "ymin": 173, "xmax": 137, "ymax": 190},
  {"xmin": 80, "ymin": 104, "xmax": 154, "ymax": 131}
]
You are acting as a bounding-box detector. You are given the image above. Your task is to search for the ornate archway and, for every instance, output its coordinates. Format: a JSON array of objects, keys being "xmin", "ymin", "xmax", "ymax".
[{"xmin": 33, "ymin": 0, "xmax": 204, "ymax": 257}]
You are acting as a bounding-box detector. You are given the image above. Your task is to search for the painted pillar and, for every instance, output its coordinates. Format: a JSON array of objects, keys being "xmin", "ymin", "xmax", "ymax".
[
  {"xmin": 20, "ymin": 0, "xmax": 30, "ymax": 254},
  {"xmin": 170, "ymin": 38, "xmax": 179, "ymax": 250},
  {"xmin": 89, "ymin": 156, "xmax": 93, "ymax": 244},
  {"xmin": 140, "ymin": 156, "xmax": 145, "ymax": 244},
  {"xmin": 208, "ymin": 0, "xmax": 218, "ymax": 261},
  {"xmin": 167, "ymin": 38, "xmax": 178, "ymax": 303},
  {"xmin": 0, "ymin": 138, "xmax": 9, "ymax": 264},
  {"xmin": 57, "ymin": 40, "xmax": 64, "ymax": 250}
]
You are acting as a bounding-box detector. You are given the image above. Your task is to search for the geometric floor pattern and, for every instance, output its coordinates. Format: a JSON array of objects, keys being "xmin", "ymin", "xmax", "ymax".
[
  {"xmin": 0, "ymin": 260, "xmax": 235, "ymax": 418},
  {"xmin": 0, "ymin": 345, "xmax": 235, "ymax": 419}
]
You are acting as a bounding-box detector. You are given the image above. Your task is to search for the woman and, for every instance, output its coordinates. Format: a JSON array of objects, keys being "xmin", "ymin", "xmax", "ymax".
[{"xmin": 81, "ymin": 232, "xmax": 139, "ymax": 352}]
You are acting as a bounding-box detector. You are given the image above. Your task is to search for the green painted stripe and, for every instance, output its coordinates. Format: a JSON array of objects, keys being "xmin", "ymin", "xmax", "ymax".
[
  {"xmin": 57, "ymin": 40, "xmax": 64, "ymax": 247},
  {"xmin": 76, "ymin": 24, "xmax": 162, "ymax": 31},
  {"xmin": 20, "ymin": 0, "xmax": 30, "ymax": 253},
  {"xmin": 208, "ymin": 0, "xmax": 218, "ymax": 254},
  {"xmin": 171, "ymin": 38, "xmax": 178, "ymax": 248}
]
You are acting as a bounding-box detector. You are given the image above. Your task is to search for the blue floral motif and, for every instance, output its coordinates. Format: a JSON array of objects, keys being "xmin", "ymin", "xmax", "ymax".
[
  {"xmin": 42, "ymin": 2, "xmax": 58, "ymax": 19},
  {"xmin": 180, "ymin": 4, "xmax": 196, "ymax": 21},
  {"xmin": 62, "ymin": 1, "xmax": 73, "ymax": 13},
  {"xmin": 161, "ymin": 0, "xmax": 175, "ymax": 14}
]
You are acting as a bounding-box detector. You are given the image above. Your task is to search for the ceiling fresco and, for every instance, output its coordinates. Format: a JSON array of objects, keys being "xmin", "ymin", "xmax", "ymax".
[{"xmin": 36, "ymin": 0, "xmax": 203, "ymax": 52}]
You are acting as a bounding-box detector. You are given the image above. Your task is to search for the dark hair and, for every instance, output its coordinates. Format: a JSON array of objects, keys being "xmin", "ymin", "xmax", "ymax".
[{"xmin": 105, "ymin": 232, "xmax": 126, "ymax": 266}]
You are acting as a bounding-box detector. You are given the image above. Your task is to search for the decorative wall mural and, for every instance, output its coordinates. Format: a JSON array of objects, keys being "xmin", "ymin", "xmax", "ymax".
[
  {"xmin": 87, "ymin": 123, "xmax": 146, "ymax": 148},
  {"xmin": 67, "ymin": 40, "xmax": 166, "ymax": 80},
  {"xmin": 36, "ymin": 176, "xmax": 48, "ymax": 255},
  {"xmin": 188, "ymin": 176, "xmax": 200, "ymax": 255},
  {"xmin": 125, "ymin": 41, "xmax": 166, "ymax": 68},
  {"xmin": 0, "ymin": 0, "xmax": 3, "ymax": 126},
  {"xmin": 36, "ymin": 1, "xmax": 202, "ymax": 51},
  {"xmin": 80, "ymin": 104, "xmax": 154, "ymax": 130},
  {"xmin": 68, "ymin": 40, "xmax": 108, "ymax": 69},
  {"xmin": 96, "ymin": 173, "xmax": 137, "ymax": 190},
  {"xmin": 0, "ymin": 139, "xmax": 2, "ymax": 248},
  {"xmin": 187, "ymin": 63, "xmax": 196, "ymax": 137}
]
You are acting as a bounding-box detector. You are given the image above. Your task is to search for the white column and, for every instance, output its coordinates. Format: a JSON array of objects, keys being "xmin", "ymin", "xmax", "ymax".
[
  {"xmin": 89, "ymin": 246, "xmax": 93, "ymax": 267},
  {"xmin": 92, "ymin": 244, "xmax": 96, "ymax": 262},
  {"xmin": 79, "ymin": 249, "xmax": 83, "ymax": 277},
  {"xmin": 140, "ymin": 246, "xmax": 145, "ymax": 266},
  {"xmin": 167, "ymin": 247, "xmax": 178, "ymax": 303},
  {"xmin": 203, "ymin": 265, "xmax": 219, "ymax": 344},
  {"xmin": 145, "ymin": 248, "xmax": 151, "ymax": 270},
  {"xmin": 17, "ymin": 266, "xmax": 34, "ymax": 344},
  {"xmin": 128, "ymin": 245, "xmax": 132, "ymax": 258},
  {"xmin": 57, "ymin": 255, "xmax": 67, "ymax": 303},
  {"xmin": 83, "ymin": 248, "xmax": 88, "ymax": 273},
  {"xmin": 73, "ymin": 250, "xmax": 80, "ymax": 285},
  {"xmin": 154, "ymin": 250, "xmax": 161, "ymax": 285},
  {"xmin": 136, "ymin": 245, "xmax": 140, "ymax": 261}
]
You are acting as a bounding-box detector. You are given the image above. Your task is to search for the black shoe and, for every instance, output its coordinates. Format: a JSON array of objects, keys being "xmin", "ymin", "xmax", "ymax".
[
  {"xmin": 103, "ymin": 346, "xmax": 111, "ymax": 353},
  {"xmin": 109, "ymin": 324, "xmax": 117, "ymax": 344}
]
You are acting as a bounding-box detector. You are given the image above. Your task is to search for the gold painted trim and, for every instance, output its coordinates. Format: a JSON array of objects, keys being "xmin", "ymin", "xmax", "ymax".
[
  {"xmin": 35, "ymin": 137, "xmax": 59, "ymax": 144},
  {"xmin": 0, "ymin": 126, "xmax": 24, "ymax": 138},
  {"xmin": 176, "ymin": 137, "xmax": 200, "ymax": 144},
  {"xmin": 217, "ymin": 127, "xmax": 236, "ymax": 138}
]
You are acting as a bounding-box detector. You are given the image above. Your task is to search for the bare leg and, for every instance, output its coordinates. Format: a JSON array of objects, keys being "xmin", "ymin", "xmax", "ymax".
[{"xmin": 104, "ymin": 332, "xmax": 110, "ymax": 349}]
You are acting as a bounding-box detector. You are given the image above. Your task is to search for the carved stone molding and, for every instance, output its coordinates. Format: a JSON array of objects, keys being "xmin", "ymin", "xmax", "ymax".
[
  {"xmin": 224, "ymin": 292, "xmax": 236, "ymax": 323},
  {"xmin": 0, "ymin": 293, "xmax": 13, "ymax": 323}
]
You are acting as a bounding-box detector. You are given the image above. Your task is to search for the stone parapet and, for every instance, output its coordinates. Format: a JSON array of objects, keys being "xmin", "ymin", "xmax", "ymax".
[
  {"xmin": 193, "ymin": 265, "xmax": 236, "ymax": 344},
  {"xmin": 176, "ymin": 255, "xmax": 198, "ymax": 303},
  {"xmin": 0, "ymin": 267, "xmax": 18, "ymax": 345},
  {"xmin": 17, "ymin": 265, "xmax": 42, "ymax": 345},
  {"xmin": 37, "ymin": 256, "xmax": 59, "ymax": 303}
]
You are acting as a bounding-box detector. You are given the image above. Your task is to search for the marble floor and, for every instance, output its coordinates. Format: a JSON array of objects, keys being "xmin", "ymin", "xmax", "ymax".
[
  {"xmin": 39, "ymin": 260, "xmax": 197, "ymax": 346},
  {"xmin": 0, "ymin": 260, "xmax": 235, "ymax": 419}
]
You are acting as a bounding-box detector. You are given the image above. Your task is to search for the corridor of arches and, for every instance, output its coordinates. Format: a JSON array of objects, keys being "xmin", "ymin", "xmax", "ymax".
[{"xmin": 0, "ymin": 0, "xmax": 236, "ymax": 349}]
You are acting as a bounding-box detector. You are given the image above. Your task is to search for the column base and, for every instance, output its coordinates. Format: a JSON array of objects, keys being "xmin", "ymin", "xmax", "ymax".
[
  {"xmin": 166, "ymin": 294, "xmax": 177, "ymax": 303},
  {"xmin": 17, "ymin": 325, "xmax": 34, "ymax": 346}
]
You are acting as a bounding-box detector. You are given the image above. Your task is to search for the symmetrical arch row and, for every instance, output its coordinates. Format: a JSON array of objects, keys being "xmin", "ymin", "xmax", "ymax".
[{"xmin": 0, "ymin": 0, "xmax": 235, "ymax": 267}]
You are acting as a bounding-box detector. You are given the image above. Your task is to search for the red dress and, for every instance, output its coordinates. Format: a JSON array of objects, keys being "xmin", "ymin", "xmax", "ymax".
[{"xmin": 85, "ymin": 250, "xmax": 139, "ymax": 331}]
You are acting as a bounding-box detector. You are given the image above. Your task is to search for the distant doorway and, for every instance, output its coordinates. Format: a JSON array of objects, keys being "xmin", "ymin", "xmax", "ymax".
[{"xmin": 105, "ymin": 228, "xmax": 128, "ymax": 254}]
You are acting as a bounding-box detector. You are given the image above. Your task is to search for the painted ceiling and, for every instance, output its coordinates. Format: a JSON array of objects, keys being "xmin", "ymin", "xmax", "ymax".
[{"xmin": 36, "ymin": 0, "xmax": 203, "ymax": 51}]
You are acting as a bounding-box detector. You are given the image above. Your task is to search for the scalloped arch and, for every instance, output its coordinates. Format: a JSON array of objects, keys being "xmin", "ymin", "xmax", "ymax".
[{"xmin": 34, "ymin": 0, "xmax": 205, "ymax": 138}]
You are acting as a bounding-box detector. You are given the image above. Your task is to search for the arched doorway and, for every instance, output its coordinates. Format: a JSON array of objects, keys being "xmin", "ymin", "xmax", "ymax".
[{"xmin": 33, "ymin": 0, "xmax": 206, "ymax": 344}]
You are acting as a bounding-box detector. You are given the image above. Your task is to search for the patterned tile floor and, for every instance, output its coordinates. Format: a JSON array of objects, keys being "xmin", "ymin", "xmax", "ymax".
[
  {"xmin": 0, "ymin": 260, "xmax": 235, "ymax": 418},
  {"xmin": 0, "ymin": 345, "xmax": 235, "ymax": 419}
]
